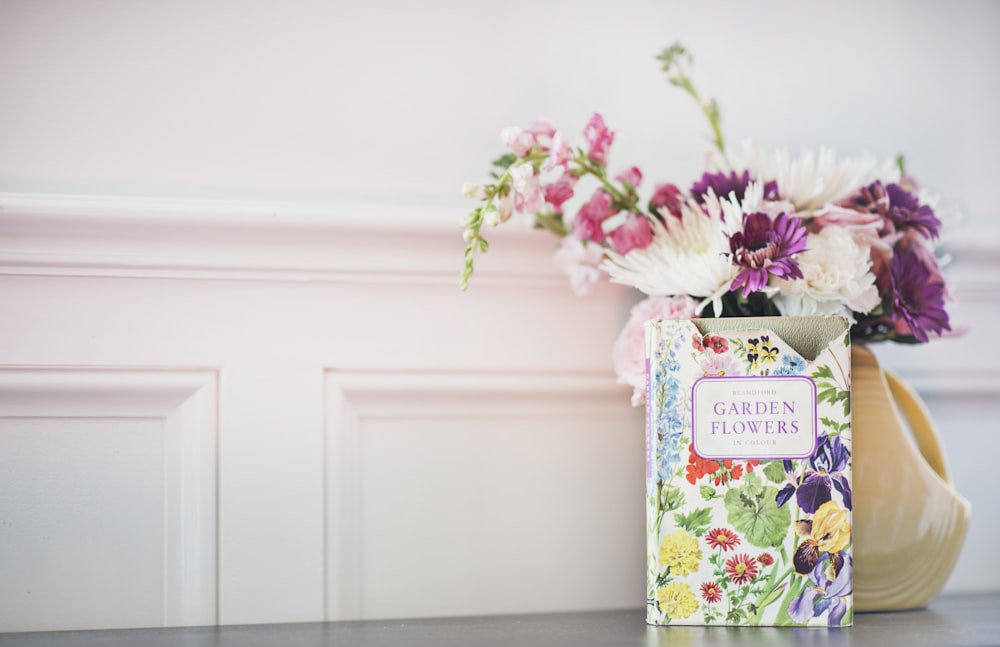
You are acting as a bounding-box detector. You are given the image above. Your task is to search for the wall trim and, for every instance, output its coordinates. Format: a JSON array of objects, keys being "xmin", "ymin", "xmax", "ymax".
[
  {"xmin": 2, "ymin": 191, "xmax": 997, "ymax": 293},
  {"xmin": 0, "ymin": 192, "xmax": 565, "ymax": 287}
]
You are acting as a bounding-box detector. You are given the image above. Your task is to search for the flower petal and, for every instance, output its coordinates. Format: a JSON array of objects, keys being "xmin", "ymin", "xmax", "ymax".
[
  {"xmin": 832, "ymin": 474, "xmax": 852, "ymax": 510},
  {"xmin": 796, "ymin": 472, "xmax": 833, "ymax": 514},
  {"xmin": 788, "ymin": 586, "xmax": 822, "ymax": 623}
]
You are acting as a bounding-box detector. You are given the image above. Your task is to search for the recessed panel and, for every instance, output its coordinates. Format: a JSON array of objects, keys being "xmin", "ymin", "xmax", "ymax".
[
  {"xmin": 356, "ymin": 413, "xmax": 644, "ymax": 619},
  {"xmin": 0, "ymin": 418, "xmax": 166, "ymax": 632}
]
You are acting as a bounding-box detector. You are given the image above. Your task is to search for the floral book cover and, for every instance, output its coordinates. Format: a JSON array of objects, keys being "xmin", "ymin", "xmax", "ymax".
[{"xmin": 644, "ymin": 316, "xmax": 852, "ymax": 627}]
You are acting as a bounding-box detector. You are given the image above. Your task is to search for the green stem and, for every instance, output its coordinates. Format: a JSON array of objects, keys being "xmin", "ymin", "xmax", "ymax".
[
  {"xmin": 658, "ymin": 43, "xmax": 726, "ymax": 155},
  {"xmin": 535, "ymin": 212, "xmax": 569, "ymax": 237},
  {"xmin": 459, "ymin": 151, "xmax": 549, "ymax": 290},
  {"xmin": 748, "ymin": 566, "xmax": 793, "ymax": 625},
  {"xmin": 573, "ymin": 154, "xmax": 641, "ymax": 213}
]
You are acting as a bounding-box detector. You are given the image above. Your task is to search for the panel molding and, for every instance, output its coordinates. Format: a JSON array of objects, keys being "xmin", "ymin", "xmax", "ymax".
[
  {"xmin": 0, "ymin": 192, "xmax": 564, "ymax": 287},
  {"xmin": 322, "ymin": 369, "xmax": 634, "ymax": 620},
  {"xmin": 0, "ymin": 367, "xmax": 219, "ymax": 627}
]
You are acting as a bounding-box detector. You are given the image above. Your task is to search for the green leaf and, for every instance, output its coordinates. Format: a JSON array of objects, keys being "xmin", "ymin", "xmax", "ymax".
[
  {"xmin": 811, "ymin": 365, "xmax": 835, "ymax": 381},
  {"xmin": 491, "ymin": 153, "xmax": 517, "ymax": 170},
  {"xmin": 740, "ymin": 471, "xmax": 765, "ymax": 497},
  {"xmin": 699, "ymin": 484, "xmax": 718, "ymax": 501},
  {"xmin": 820, "ymin": 417, "xmax": 849, "ymax": 435},
  {"xmin": 724, "ymin": 479, "xmax": 791, "ymax": 548},
  {"xmin": 762, "ymin": 460, "xmax": 787, "ymax": 484},
  {"xmin": 674, "ymin": 507, "xmax": 713, "ymax": 537},
  {"xmin": 660, "ymin": 483, "xmax": 686, "ymax": 512}
]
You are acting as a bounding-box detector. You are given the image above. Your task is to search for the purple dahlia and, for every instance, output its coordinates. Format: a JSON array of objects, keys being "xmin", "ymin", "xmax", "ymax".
[{"xmin": 728, "ymin": 212, "xmax": 808, "ymax": 297}]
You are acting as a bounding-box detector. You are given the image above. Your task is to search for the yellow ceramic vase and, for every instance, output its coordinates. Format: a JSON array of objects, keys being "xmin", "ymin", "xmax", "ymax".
[{"xmin": 852, "ymin": 345, "xmax": 971, "ymax": 612}]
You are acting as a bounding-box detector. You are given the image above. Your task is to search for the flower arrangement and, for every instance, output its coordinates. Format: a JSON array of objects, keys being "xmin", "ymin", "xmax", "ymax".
[{"xmin": 459, "ymin": 44, "xmax": 956, "ymax": 406}]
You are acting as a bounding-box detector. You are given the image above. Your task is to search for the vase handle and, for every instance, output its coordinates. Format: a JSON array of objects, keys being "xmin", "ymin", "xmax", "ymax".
[{"xmin": 882, "ymin": 368, "xmax": 950, "ymax": 483}]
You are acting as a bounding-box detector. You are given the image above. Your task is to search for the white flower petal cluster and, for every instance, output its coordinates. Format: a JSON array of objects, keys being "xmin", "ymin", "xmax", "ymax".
[
  {"xmin": 772, "ymin": 226, "xmax": 880, "ymax": 321},
  {"xmin": 737, "ymin": 141, "xmax": 899, "ymax": 213},
  {"xmin": 600, "ymin": 195, "xmax": 742, "ymax": 314}
]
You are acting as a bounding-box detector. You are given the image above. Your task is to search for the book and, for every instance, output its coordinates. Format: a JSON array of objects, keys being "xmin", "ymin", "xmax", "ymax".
[{"xmin": 645, "ymin": 316, "xmax": 852, "ymax": 626}]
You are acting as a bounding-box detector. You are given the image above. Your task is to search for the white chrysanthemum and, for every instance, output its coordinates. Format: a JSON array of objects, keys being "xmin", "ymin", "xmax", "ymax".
[
  {"xmin": 600, "ymin": 195, "xmax": 740, "ymax": 314},
  {"xmin": 737, "ymin": 140, "xmax": 899, "ymax": 213},
  {"xmin": 772, "ymin": 225, "xmax": 880, "ymax": 321}
]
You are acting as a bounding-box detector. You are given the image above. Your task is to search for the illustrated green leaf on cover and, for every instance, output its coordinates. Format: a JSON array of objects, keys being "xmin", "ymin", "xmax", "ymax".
[{"xmin": 724, "ymin": 475, "xmax": 791, "ymax": 548}]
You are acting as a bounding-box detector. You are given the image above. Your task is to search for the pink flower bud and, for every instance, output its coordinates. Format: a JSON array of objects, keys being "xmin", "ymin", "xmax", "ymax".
[
  {"xmin": 615, "ymin": 166, "xmax": 643, "ymax": 188},
  {"xmin": 528, "ymin": 119, "xmax": 556, "ymax": 150},
  {"xmin": 544, "ymin": 130, "xmax": 573, "ymax": 171},
  {"xmin": 583, "ymin": 113, "xmax": 615, "ymax": 165},
  {"xmin": 510, "ymin": 164, "xmax": 544, "ymax": 215},
  {"xmin": 573, "ymin": 190, "xmax": 616, "ymax": 243},
  {"xmin": 543, "ymin": 172, "xmax": 577, "ymax": 212},
  {"xmin": 500, "ymin": 126, "xmax": 535, "ymax": 157}
]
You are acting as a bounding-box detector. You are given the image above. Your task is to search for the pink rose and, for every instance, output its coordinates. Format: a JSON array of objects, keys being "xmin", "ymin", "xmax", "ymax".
[
  {"xmin": 608, "ymin": 212, "xmax": 653, "ymax": 254},
  {"xmin": 583, "ymin": 113, "xmax": 615, "ymax": 165},
  {"xmin": 613, "ymin": 295, "xmax": 700, "ymax": 406}
]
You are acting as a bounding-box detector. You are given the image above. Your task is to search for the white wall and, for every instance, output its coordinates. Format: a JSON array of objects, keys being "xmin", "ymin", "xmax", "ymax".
[
  {"xmin": 2, "ymin": 0, "xmax": 999, "ymax": 224},
  {"xmin": 1, "ymin": 0, "xmax": 999, "ymax": 632}
]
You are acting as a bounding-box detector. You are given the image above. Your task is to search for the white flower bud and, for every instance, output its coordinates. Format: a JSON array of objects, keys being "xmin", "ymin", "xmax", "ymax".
[
  {"xmin": 496, "ymin": 193, "xmax": 514, "ymax": 224},
  {"xmin": 462, "ymin": 228, "xmax": 476, "ymax": 242},
  {"xmin": 462, "ymin": 182, "xmax": 487, "ymax": 200},
  {"xmin": 483, "ymin": 207, "xmax": 501, "ymax": 227}
]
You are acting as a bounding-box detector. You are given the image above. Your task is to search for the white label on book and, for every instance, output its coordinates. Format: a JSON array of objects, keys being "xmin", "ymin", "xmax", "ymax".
[{"xmin": 691, "ymin": 375, "xmax": 817, "ymax": 460}]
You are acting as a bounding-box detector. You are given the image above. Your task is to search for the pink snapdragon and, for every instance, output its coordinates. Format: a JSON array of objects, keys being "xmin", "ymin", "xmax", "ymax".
[
  {"xmin": 527, "ymin": 119, "xmax": 556, "ymax": 150},
  {"xmin": 615, "ymin": 166, "xmax": 643, "ymax": 188},
  {"xmin": 544, "ymin": 130, "xmax": 573, "ymax": 171},
  {"xmin": 574, "ymin": 190, "xmax": 616, "ymax": 243},
  {"xmin": 608, "ymin": 212, "xmax": 654, "ymax": 254},
  {"xmin": 501, "ymin": 126, "xmax": 535, "ymax": 157},
  {"xmin": 584, "ymin": 113, "xmax": 615, "ymax": 165},
  {"xmin": 543, "ymin": 172, "xmax": 577, "ymax": 212},
  {"xmin": 510, "ymin": 164, "xmax": 544, "ymax": 214}
]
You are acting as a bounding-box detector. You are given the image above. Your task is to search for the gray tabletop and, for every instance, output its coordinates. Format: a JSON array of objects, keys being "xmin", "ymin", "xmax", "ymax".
[{"xmin": 1, "ymin": 593, "xmax": 997, "ymax": 647}]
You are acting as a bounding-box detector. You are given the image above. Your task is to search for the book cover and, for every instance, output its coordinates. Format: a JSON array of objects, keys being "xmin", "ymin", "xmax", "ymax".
[{"xmin": 645, "ymin": 316, "xmax": 852, "ymax": 626}]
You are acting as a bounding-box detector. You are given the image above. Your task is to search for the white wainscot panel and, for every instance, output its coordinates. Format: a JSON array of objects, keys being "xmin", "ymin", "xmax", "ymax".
[
  {"xmin": 325, "ymin": 371, "xmax": 645, "ymax": 621},
  {"xmin": 0, "ymin": 368, "xmax": 217, "ymax": 632}
]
